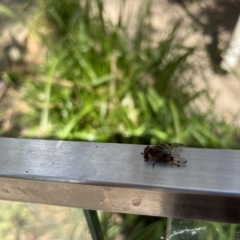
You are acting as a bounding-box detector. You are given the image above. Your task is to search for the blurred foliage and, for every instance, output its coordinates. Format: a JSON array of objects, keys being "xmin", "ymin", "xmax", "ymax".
[
  {"xmin": 0, "ymin": 201, "xmax": 90, "ymax": 239},
  {"xmin": 2, "ymin": 0, "xmax": 238, "ymax": 148},
  {"xmin": 0, "ymin": 4, "xmax": 24, "ymax": 23},
  {"xmin": 99, "ymin": 212, "xmax": 167, "ymax": 240}
]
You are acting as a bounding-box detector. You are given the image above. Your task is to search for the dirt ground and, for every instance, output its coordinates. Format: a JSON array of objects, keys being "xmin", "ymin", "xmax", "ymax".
[{"xmin": 1, "ymin": 0, "xmax": 240, "ymax": 125}]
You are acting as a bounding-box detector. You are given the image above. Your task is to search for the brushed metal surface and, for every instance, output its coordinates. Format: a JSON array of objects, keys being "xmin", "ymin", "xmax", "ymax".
[{"xmin": 0, "ymin": 137, "xmax": 239, "ymax": 223}]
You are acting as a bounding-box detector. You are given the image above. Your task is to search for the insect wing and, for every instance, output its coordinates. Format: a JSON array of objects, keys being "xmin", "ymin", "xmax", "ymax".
[
  {"xmin": 162, "ymin": 148, "xmax": 171, "ymax": 155},
  {"xmin": 157, "ymin": 143, "xmax": 183, "ymax": 155},
  {"xmin": 158, "ymin": 143, "xmax": 183, "ymax": 149},
  {"xmin": 170, "ymin": 155, "xmax": 187, "ymax": 166}
]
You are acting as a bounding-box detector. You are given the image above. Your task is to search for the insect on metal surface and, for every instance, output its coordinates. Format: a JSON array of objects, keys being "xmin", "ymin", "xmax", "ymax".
[{"xmin": 141, "ymin": 143, "xmax": 187, "ymax": 168}]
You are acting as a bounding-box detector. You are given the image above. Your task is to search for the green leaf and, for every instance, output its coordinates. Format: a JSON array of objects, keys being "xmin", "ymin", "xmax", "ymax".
[
  {"xmin": 0, "ymin": 4, "xmax": 24, "ymax": 23},
  {"xmin": 146, "ymin": 87, "xmax": 164, "ymax": 114},
  {"xmin": 58, "ymin": 105, "xmax": 93, "ymax": 139},
  {"xmin": 169, "ymin": 100, "xmax": 181, "ymax": 141}
]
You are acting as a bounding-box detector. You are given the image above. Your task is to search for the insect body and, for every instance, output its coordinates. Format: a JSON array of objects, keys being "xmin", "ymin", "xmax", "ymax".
[
  {"xmin": 157, "ymin": 143, "xmax": 183, "ymax": 155},
  {"xmin": 141, "ymin": 143, "xmax": 186, "ymax": 168}
]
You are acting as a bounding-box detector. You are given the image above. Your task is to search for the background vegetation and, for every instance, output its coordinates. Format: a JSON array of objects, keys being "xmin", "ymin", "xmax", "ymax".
[
  {"xmin": 0, "ymin": 0, "xmax": 240, "ymax": 239},
  {"xmin": 2, "ymin": 0, "xmax": 239, "ymax": 148}
]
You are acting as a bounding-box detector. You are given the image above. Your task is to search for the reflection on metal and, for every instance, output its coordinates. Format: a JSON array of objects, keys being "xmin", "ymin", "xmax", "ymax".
[
  {"xmin": 0, "ymin": 138, "xmax": 240, "ymax": 223},
  {"xmin": 170, "ymin": 225, "xmax": 206, "ymax": 239},
  {"xmin": 167, "ymin": 218, "xmax": 239, "ymax": 240}
]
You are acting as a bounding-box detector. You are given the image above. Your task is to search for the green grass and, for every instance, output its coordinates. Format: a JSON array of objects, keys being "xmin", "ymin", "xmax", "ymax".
[
  {"xmin": 2, "ymin": 0, "xmax": 237, "ymax": 149},
  {"xmin": 0, "ymin": 4, "xmax": 24, "ymax": 23}
]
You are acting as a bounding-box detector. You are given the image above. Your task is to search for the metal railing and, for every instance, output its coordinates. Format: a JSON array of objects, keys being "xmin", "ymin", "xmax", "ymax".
[{"xmin": 0, "ymin": 137, "xmax": 239, "ymax": 225}]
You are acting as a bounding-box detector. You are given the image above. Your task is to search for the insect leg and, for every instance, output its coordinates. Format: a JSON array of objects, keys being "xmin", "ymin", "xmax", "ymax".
[
  {"xmin": 152, "ymin": 159, "xmax": 156, "ymax": 168},
  {"xmin": 160, "ymin": 155, "xmax": 180, "ymax": 166},
  {"xmin": 152, "ymin": 161, "xmax": 156, "ymax": 168},
  {"xmin": 170, "ymin": 160, "xmax": 181, "ymax": 166},
  {"xmin": 141, "ymin": 152, "xmax": 149, "ymax": 161}
]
